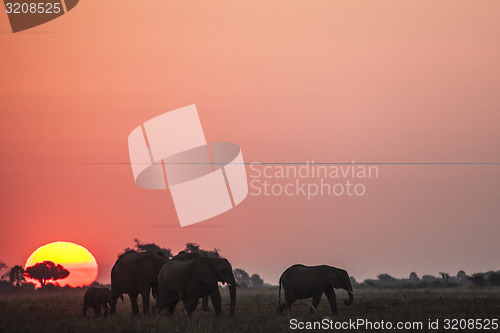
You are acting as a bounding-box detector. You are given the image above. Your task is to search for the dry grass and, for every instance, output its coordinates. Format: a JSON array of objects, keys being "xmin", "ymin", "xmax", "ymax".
[{"xmin": 1, "ymin": 287, "xmax": 499, "ymax": 332}]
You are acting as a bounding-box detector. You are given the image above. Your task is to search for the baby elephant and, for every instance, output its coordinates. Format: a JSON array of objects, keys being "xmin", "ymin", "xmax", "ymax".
[{"xmin": 83, "ymin": 287, "xmax": 113, "ymax": 317}]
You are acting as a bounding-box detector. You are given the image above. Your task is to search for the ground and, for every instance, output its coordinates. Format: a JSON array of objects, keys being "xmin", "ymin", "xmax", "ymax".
[{"xmin": 0, "ymin": 287, "xmax": 499, "ymax": 332}]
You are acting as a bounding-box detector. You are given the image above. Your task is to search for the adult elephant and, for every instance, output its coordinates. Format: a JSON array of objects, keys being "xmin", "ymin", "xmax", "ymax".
[
  {"xmin": 172, "ymin": 251, "xmax": 210, "ymax": 311},
  {"xmin": 277, "ymin": 264, "xmax": 353, "ymax": 315},
  {"xmin": 158, "ymin": 256, "xmax": 236, "ymax": 317},
  {"xmin": 110, "ymin": 250, "xmax": 169, "ymax": 315}
]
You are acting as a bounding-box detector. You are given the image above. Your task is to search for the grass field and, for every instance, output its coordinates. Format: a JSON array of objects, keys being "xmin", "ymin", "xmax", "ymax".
[{"xmin": 1, "ymin": 287, "xmax": 499, "ymax": 332}]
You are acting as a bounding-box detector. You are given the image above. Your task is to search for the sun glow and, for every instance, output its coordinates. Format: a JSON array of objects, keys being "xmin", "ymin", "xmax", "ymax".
[{"xmin": 25, "ymin": 241, "xmax": 98, "ymax": 288}]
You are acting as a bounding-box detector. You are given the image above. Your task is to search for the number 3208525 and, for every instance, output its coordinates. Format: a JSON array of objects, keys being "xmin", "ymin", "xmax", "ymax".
[{"xmin": 5, "ymin": 2, "xmax": 62, "ymax": 14}]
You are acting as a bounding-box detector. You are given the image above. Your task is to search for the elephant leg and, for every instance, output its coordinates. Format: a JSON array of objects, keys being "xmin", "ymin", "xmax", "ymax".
[
  {"xmin": 167, "ymin": 301, "xmax": 178, "ymax": 317},
  {"xmin": 152, "ymin": 285, "xmax": 159, "ymax": 303},
  {"xmin": 324, "ymin": 288, "xmax": 338, "ymax": 315},
  {"xmin": 276, "ymin": 302, "xmax": 288, "ymax": 314},
  {"xmin": 182, "ymin": 290, "xmax": 199, "ymax": 317},
  {"xmin": 103, "ymin": 303, "xmax": 109, "ymax": 317},
  {"xmin": 110, "ymin": 295, "xmax": 119, "ymax": 314},
  {"xmin": 277, "ymin": 291, "xmax": 292, "ymax": 314},
  {"xmin": 311, "ymin": 292, "xmax": 322, "ymax": 313},
  {"xmin": 141, "ymin": 290, "xmax": 150, "ymax": 315},
  {"xmin": 129, "ymin": 293, "xmax": 140, "ymax": 316},
  {"xmin": 183, "ymin": 299, "xmax": 198, "ymax": 317},
  {"xmin": 83, "ymin": 303, "xmax": 88, "ymax": 317},
  {"xmin": 201, "ymin": 296, "xmax": 210, "ymax": 311},
  {"xmin": 93, "ymin": 305, "xmax": 101, "ymax": 317},
  {"xmin": 282, "ymin": 291, "xmax": 295, "ymax": 313},
  {"xmin": 209, "ymin": 289, "xmax": 222, "ymax": 317}
]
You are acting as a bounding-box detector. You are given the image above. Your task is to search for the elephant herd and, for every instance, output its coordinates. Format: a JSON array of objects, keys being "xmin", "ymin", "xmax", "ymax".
[{"xmin": 82, "ymin": 251, "xmax": 354, "ymax": 318}]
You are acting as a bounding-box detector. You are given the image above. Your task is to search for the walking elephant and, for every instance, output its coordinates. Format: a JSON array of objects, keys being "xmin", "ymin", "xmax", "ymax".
[
  {"xmin": 277, "ymin": 264, "xmax": 353, "ymax": 315},
  {"xmin": 83, "ymin": 287, "xmax": 119, "ymax": 317},
  {"xmin": 172, "ymin": 251, "xmax": 210, "ymax": 311},
  {"xmin": 110, "ymin": 250, "xmax": 169, "ymax": 315},
  {"xmin": 158, "ymin": 256, "xmax": 236, "ymax": 317}
]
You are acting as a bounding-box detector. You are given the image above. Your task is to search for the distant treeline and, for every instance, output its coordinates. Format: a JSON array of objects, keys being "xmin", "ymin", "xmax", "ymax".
[
  {"xmin": 0, "ymin": 240, "xmax": 267, "ymax": 291},
  {"xmin": 354, "ymin": 270, "xmax": 500, "ymax": 289},
  {"xmin": 2, "ymin": 241, "xmax": 499, "ymax": 292}
]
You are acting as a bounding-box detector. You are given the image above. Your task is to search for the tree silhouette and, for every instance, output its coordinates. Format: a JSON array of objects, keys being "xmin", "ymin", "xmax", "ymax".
[
  {"xmin": 250, "ymin": 274, "xmax": 264, "ymax": 288},
  {"xmin": 421, "ymin": 275, "xmax": 438, "ymax": 282},
  {"xmin": 233, "ymin": 269, "xmax": 250, "ymax": 287},
  {"xmin": 6, "ymin": 265, "xmax": 25, "ymax": 287},
  {"xmin": 409, "ymin": 272, "xmax": 419, "ymax": 281},
  {"xmin": 377, "ymin": 273, "xmax": 397, "ymax": 286},
  {"xmin": 457, "ymin": 270, "xmax": 467, "ymax": 283},
  {"xmin": 439, "ymin": 272, "xmax": 450, "ymax": 286},
  {"xmin": 184, "ymin": 242, "xmax": 220, "ymax": 258},
  {"xmin": 488, "ymin": 272, "xmax": 500, "ymax": 286},
  {"xmin": 0, "ymin": 262, "xmax": 7, "ymax": 280},
  {"xmin": 24, "ymin": 261, "xmax": 69, "ymax": 287},
  {"xmin": 350, "ymin": 277, "xmax": 359, "ymax": 287},
  {"xmin": 121, "ymin": 239, "xmax": 172, "ymax": 258},
  {"xmin": 468, "ymin": 273, "xmax": 485, "ymax": 288}
]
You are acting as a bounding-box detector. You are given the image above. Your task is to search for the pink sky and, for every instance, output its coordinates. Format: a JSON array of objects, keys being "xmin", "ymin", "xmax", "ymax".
[{"xmin": 1, "ymin": 1, "xmax": 499, "ymax": 284}]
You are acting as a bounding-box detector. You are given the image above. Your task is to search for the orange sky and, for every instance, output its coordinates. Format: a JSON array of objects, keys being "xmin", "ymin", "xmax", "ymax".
[{"xmin": 1, "ymin": 1, "xmax": 499, "ymax": 284}]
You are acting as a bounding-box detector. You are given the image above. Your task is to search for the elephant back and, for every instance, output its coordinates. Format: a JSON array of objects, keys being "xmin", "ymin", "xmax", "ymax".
[
  {"xmin": 158, "ymin": 259, "xmax": 191, "ymax": 291},
  {"xmin": 111, "ymin": 251, "xmax": 168, "ymax": 294}
]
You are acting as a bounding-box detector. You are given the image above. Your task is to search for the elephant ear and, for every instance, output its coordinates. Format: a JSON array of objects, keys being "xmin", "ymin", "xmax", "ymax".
[
  {"xmin": 321, "ymin": 266, "xmax": 341, "ymax": 288},
  {"xmin": 326, "ymin": 267, "xmax": 350, "ymax": 289},
  {"xmin": 211, "ymin": 258, "xmax": 232, "ymax": 284},
  {"xmin": 190, "ymin": 258, "xmax": 217, "ymax": 286}
]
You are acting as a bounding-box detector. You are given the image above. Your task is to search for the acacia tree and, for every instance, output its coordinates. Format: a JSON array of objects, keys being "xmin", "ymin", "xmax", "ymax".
[{"xmin": 24, "ymin": 261, "xmax": 69, "ymax": 287}]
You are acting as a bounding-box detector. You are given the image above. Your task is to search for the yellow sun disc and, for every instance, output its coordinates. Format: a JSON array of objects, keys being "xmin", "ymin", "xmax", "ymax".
[{"xmin": 25, "ymin": 241, "xmax": 98, "ymax": 288}]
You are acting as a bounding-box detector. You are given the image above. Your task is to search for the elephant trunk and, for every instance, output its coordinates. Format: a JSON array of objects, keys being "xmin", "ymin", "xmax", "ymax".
[
  {"xmin": 229, "ymin": 284, "xmax": 236, "ymax": 317},
  {"xmin": 344, "ymin": 289, "xmax": 354, "ymax": 306},
  {"xmin": 228, "ymin": 279, "xmax": 236, "ymax": 317}
]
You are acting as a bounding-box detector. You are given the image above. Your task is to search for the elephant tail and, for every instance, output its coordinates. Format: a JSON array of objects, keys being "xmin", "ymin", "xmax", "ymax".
[
  {"xmin": 120, "ymin": 295, "xmax": 124, "ymax": 304},
  {"xmin": 278, "ymin": 277, "xmax": 282, "ymax": 304}
]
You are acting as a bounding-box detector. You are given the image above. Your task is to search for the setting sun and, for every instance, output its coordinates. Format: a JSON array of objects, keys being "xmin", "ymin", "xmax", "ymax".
[{"xmin": 25, "ymin": 242, "xmax": 98, "ymax": 288}]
